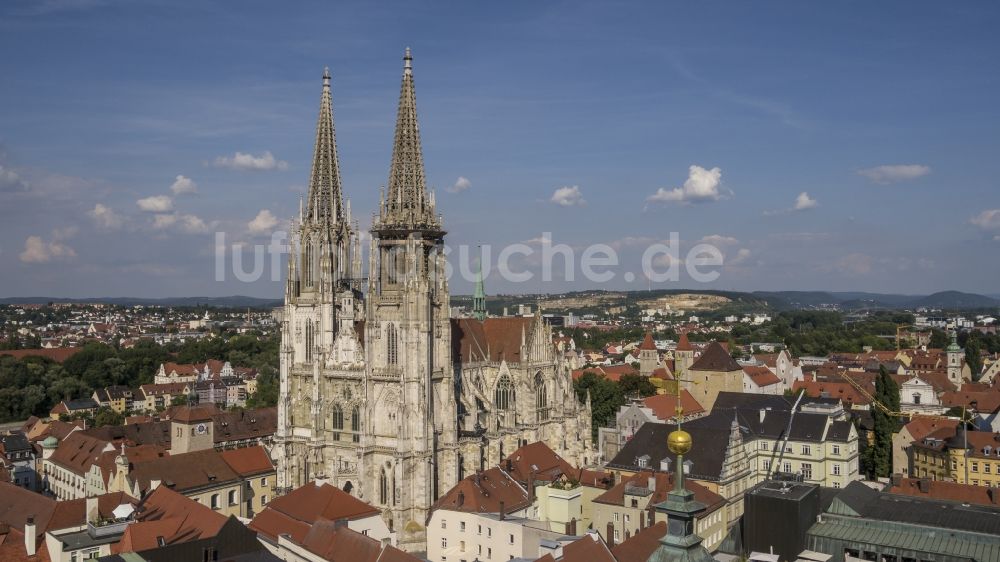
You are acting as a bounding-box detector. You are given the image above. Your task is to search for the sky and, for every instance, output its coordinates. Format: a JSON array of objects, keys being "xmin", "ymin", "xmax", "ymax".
[{"xmin": 1, "ymin": 0, "xmax": 999, "ymax": 298}]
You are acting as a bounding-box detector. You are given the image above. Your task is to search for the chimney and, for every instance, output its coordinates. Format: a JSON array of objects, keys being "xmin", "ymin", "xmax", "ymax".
[
  {"xmin": 647, "ymin": 504, "xmax": 655, "ymax": 525},
  {"xmin": 647, "ymin": 475, "xmax": 656, "ymax": 492},
  {"xmin": 568, "ymin": 518, "xmax": 577, "ymax": 536},
  {"xmin": 24, "ymin": 516, "xmax": 36, "ymax": 556},
  {"xmin": 528, "ymin": 471, "xmax": 535, "ymax": 502},
  {"xmin": 499, "ymin": 501, "xmax": 505, "ymax": 521},
  {"xmin": 891, "ymin": 473, "xmax": 902, "ymax": 488},
  {"xmin": 606, "ymin": 522, "xmax": 615, "ymax": 548},
  {"xmin": 86, "ymin": 496, "xmax": 99, "ymax": 524},
  {"xmin": 639, "ymin": 511, "xmax": 645, "ymax": 529}
]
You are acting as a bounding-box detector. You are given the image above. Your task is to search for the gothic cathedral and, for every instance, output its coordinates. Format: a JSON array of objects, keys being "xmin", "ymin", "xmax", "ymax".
[{"xmin": 275, "ymin": 50, "xmax": 593, "ymax": 550}]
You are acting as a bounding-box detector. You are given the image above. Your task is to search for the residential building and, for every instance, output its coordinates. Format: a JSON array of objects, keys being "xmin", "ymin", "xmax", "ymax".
[
  {"xmin": 591, "ymin": 471, "xmax": 728, "ymax": 552},
  {"xmin": 892, "ymin": 415, "xmax": 960, "ymax": 478},
  {"xmin": 1, "ymin": 432, "xmax": 37, "ymax": 490},
  {"xmin": 911, "ymin": 427, "xmax": 1000, "ymax": 487}
]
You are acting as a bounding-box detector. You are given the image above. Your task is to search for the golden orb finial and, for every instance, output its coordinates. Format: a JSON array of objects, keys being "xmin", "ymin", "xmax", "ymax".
[{"xmin": 668, "ymin": 428, "xmax": 692, "ymax": 455}]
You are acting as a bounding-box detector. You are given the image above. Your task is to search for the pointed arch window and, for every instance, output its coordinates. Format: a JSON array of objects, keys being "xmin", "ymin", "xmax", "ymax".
[
  {"xmin": 304, "ymin": 239, "xmax": 314, "ymax": 287},
  {"xmin": 495, "ymin": 374, "xmax": 514, "ymax": 411},
  {"xmin": 351, "ymin": 406, "xmax": 361, "ymax": 443},
  {"xmin": 387, "ymin": 324, "xmax": 398, "ymax": 365},
  {"xmin": 379, "ymin": 469, "xmax": 389, "ymax": 505},
  {"xmin": 305, "ymin": 321, "xmax": 314, "ymax": 363},
  {"xmin": 331, "ymin": 405, "xmax": 343, "ymax": 439},
  {"xmin": 535, "ymin": 372, "xmax": 549, "ymax": 421}
]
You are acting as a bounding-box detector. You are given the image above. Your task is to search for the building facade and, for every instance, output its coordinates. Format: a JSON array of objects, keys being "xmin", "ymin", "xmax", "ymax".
[{"xmin": 274, "ymin": 51, "xmax": 592, "ymax": 551}]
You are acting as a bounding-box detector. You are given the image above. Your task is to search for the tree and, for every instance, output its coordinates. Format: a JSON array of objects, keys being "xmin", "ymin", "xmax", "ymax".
[
  {"xmin": 93, "ymin": 407, "xmax": 124, "ymax": 428},
  {"xmin": 573, "ymin": 372, "xmax": 625, "ymax": 438},
  {"xmin": 965, "ymin": 336, "xmax": 984, "ymax": 380},
  {"xmin": 865, "ymin": 366, "xmax": 901, "ymax": 478},
  {"xmin": 618, "ymin": 374, "xmax": 657, "ymax": 399}
]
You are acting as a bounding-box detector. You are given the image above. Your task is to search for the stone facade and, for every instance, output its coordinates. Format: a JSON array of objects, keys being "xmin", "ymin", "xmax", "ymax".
[{"xmin": 274, "ymin": 51, "xmax": 592, "ymax": 551}]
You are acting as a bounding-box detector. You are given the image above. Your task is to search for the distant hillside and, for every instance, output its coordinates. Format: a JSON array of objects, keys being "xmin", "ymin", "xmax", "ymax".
[
  {"xmin": 912, "ymin": 291, "xmax": 999, "ymax": 309},
  {"xmin": 0, "ymin": 295, "xmax": 282, "ymax": 308},
  {"xmin": 751, "ymin": 290, "xmax": 997, "ymax": 310}
]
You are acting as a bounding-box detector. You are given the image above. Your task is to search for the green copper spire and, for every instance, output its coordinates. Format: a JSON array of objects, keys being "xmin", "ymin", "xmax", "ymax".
[
  {"xmin": 647, "ymin": 405, "xmax": 714, "ymax": 562},
  {"xmin": 473, "ymin": 248, "xmax": 486, "ymax": 321},
  {"xmin": 946, "ymin": 330, "xmax": 961, "ymax": 353}
]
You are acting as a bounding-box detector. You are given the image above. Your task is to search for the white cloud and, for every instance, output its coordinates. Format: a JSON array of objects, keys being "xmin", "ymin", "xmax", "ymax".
[
  {"xmin": 152, "ymin": 213, "xmax": 210, "ymax": 234},
  {"xmin": 699, "ymin": 235, "xmax": 739, "ymax": 246},
  {"xmin": 213, "ymin": 151, "xmax": 288, "ymax": 171},
  {"xmin": 19, "ymin": 234, "xmax": 76, "ymax": 263},
  {"xmin": 794, "ymin": 191, "xmax": 818, "ymax": 210},
  {"xmin": 88, "ymin": 203, "xmax": 123, "ymax": 229},
  {"xmin": 170, "ymin": 175, "xmax": 198, "ymax": 195},
  {"xmin": 970, "ymin": 209, "xmax": 1000, "ymax": 231},
  {"xmin": 248, "ymin": 209, "xmax": 279, "ymax": 234},
  {"xmin": 550, "ymin": 185, "xmax": 586, "ymax": 207},
  {"xmin": 447, "ymin": 176, "xmax": 471, "ymax": 193},
  {"xmin": 730, "ymin": 248, "xmax": 752, "ymax": 265},
  {"xmin": 858, "ymin": 164, "xmax": 930, "ymax": 184},
  {"xmin": 647, "ymin": 165, "xmax": 724, "ymax": 204},
  {"xmin": 136, "ymin": 195, "xmax": 173, "ymax": 213},
  {"xmin": 0, "ymin": 165, "xmax": 29, "ymax": 192}
]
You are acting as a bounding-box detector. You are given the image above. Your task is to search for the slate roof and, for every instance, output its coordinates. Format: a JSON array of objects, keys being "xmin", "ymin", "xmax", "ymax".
[{"xmin": 607, "ymin": 421, "xmax": 730, "ymax": 481}]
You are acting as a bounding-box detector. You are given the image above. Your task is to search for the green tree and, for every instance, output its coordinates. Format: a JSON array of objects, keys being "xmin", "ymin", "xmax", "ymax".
[
  {"xmin": 618, "ymin": 374, "xmax": 657, "ymax": 399},
  {"xmin": 573, "ymin": 372, "xmax": 625, "ymax": 438},
  {"xmin": 865, "ymin": 366, "xmax": 900, "ymax": 478},
  {"xmin": 93, "ymin": 407, "xmax": 124, "ymax": 428}
]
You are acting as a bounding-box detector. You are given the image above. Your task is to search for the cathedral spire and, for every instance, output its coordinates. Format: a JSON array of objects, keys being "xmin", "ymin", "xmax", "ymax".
[
  {"xmin": 473, "ymin": 247, "xmax": 486, "ymax": 321},
  {"xmin": 378, "ymin": 48, "xmax": 441, "ymax": 232},
  {"xmin": 306, "ymin": 66, "xmax": 344, "ymax": 225}
]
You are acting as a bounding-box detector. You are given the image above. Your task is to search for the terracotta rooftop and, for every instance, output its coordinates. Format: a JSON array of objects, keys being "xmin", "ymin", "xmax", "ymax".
[
  {"xmin": 168, "ymin": 403, "xmax": 219, "ymax": 423},
  {"xmin": 889, "ymin": 477, "xmax": 1000, "ymax": 507},
  {"xmin": 128, "ymin": 448, "xmax": 240, "ymax": 495},
  {"xmin": 675, "ymin": 333, "xmax": 693, "ymax": 352},
  {"xmin": 642, "ymin": 391, "xmax": 705, "ymax": 421},
  {"xmin": 610, "ymin": 521, "xmax": 667, "ymax": 562},
  {"xmin": 743, "ymin": 365, "xmax": 782, "ymax": 387},
  {"xmin": 250, "ymin": 481, "xmax": 379, "ymax": 543},
  {"xmin": 903, "ymin": 415, "xmax": 960, "ymax": 442},
  {"xmin": 0, "ymin": 481, "xmax": 56, "ymax": 535},
  {"xmin": 47, "ymin": 492, "xmax": 137, "ymax": 532},
  {"xmin": 431, "ymin": 467, "xmax": 530, "ymax": 515},
  {"xmin": 113, "ymin": 486, "xmax": 227, "ymax": 553},
  {"xmin": 638, "ymin": 332, "xmax": 657, "ymax": 351},
  {"xmin": 558, "ymin": 532, "xmax": 616, "ymax": 562},
  {"xmin": 219, "ymin": 446, "xmax": 274, "ymax": 476},
  {"xmin": 593, "ymin": 471, "xmax": 725, "ymax": 516},
  {"xmin": 504, "ymin": 441, "xmax": 578, "ymax": 484},
  {"xmin": 47, "ymin": 432, "xmax": 115, "ymax": 476}
]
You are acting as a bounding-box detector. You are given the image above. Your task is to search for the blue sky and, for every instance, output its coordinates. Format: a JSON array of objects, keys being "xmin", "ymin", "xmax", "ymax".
[{"xmin": 1, "ymin": 1, "xmax": 999, "ymax": 298}]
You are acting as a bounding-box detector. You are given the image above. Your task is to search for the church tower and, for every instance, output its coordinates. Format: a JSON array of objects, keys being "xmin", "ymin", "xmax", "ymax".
[
  {"xmin": 946, "ymin": 330, "xmax": 963, "ymax": 385},
  {"xmin": 472, "ymin": 249, "xmax": 487, "ymax": 321},
  {"xmin": 365, "ymin": 48, "xmax": 459, "ymax": 548},
  {"xmin": 276, "ymin": 67, "xmax": 361, "ymax": 493}
]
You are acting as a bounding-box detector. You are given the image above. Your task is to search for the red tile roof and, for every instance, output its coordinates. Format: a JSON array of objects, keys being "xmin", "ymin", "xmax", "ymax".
[
  {"xmin": 432, "ymin": 467, "xmax": 530, "ymax": 515},
  {"xmin": 902, "ymin": 416, "xmax": 960, "ymax": 442},
  {"xmin": 888, "ymin": 477, "xmax": 1000, "ymax": 507},
  {"xmin": 638, "ymin": 332, "xmax": 657, "ymax": 351},
  {"xmin": 113, "ymin": 486, "xmax": 227, "ymax": 553},
  {"xmin": 675, "ymin": 333, "xmax": 693, "ymax": 352},
  {"xmin": 689, "ymin": 341, "xmax": 740, "ymax": 372},
  {"xmin": 610, "ymin": 521, "xmax": 667, "ymax": 562},
  {"xmin": 47, "ymin": 492, "xmax": 137, "ymax": 532},
  {"xmin": 642, "ymin": 391, "xmax": 705, "ymax": 421},
  {"xmin": 593, "ymin": 471, "xmax": 725, "ymax": 516},
  {"xmin": 743, "ymin": 365, "xmax": 782, "ymax": 387},
  {"xmin": 559, "ymin": 532, "xmax": 616, "ymax": 562},
  {"xmin": 250, "ymin": 481, "xmax": 379, "ymax": 543},
  {"xmin": 219, "ymin": 446, "xmax": 274, "ymax": 476}
]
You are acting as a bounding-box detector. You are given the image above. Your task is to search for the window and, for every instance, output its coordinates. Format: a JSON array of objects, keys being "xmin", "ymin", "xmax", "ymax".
[
  {"xmin": 211, "ymin": 494, "xmax": 220, "ymax": 509},
  {"xmin": 986, "ymin": 464, "xmax": 992, "ymax": 474},
  {"xmin": 495, "ymin": 374, "xmax": 515, "ymax": 411},
  {"xmin": 228, "ymin": 490, "xmax": 237, "ymax": 505},
  {"xmin": 352, "ymin": 406, "xmax": 361, "ymax": 442},
  {"xmin": 760, "ymin": 442, "xmax": 769, "ymax": 451},
  {"xmin": 379, "ymin": 470, "xmax": 389, "ymax": 505},
  {"xmin": 762, "ymin": 460, "xmax": 771, "ymax": 472},
  {"xmin": 305, "ymin": 321, "xmax": 314, "ymax": 362},
  {"xmin": 387, "ymin": 324, "xmax": 398, "ymax": 365},
  {"xmin": 260, "ymin": 477, "xmax": 267, "ymax": 486},
  {"xmin": 332, "ymin": 405, "xmax": 344, "ymax": 438},
  {"xmin": 801, "ymin": 445, "xmax": 811, "ymax": 455},
  {"xmin": 801, "ymin": 463, "xmax": 812, "ymax": 480},
  {"xmin": 441, "ymin": 519, "xmax": 447, "ymax": 529},
  {"xmin": 488, "ymin": 547, "xmax": 492, "ymax": 559},
  {"xmin": 614, "ymin": 529, "xmax": 620, "ymax": 541},
  {"xmin": 460, "ymin": 521, "xmax": 466, "ymax": 532},
  {"xmin": 442, "ymin": 538, "xmax": 447, "ymax": 548},
  {"xmin": 487, "ymin": 528, "xmax": 492, "ymax": 538},
  {"xmin": 478, "ymin": 525, "xmax": 482, "ymax": 535},
  {"xmin": 972, "ymin": 462, "xmax": 979, "ymax": 473},
  {"xmin": 833, "ymin": 464, "xmax": 841, "ymax": 476},
  {"xmin": 913, "ymin": 393, "xmax": 921, "ymax": 405},
  {"xmin": 832, "ymin": 445, "xmax": 840, "ymax": 455},
  {"xmin": 508, "ymin": 534, "xmax": 514, "ymax": 545},
  {"xmin": 260, "ymin": 495, "xmax": 267, "ymax": 505},
  {"xmin": 614, "ymin": 513, "xmax": 619, "ymax": 522},
  {"xmin": 624, "ymin": 514, "xmax": 630, "ymax": 523},
  {"xmin": 783, "ymin": 462, "xmax": 791, "ymax": 473},
  {"xmin": 534, "ymin": 372, "xmax": 548, "ymax": 421},
  {"xmin": 460, "ymin": 541, "xmax": 465, "ymax": 552}
]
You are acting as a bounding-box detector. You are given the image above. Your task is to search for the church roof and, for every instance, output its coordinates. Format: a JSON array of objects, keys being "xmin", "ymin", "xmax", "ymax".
[
  {"xmin": 451, "ymin": 317, "xmax": 542, "ymax": 363},
  {"xmin": 638, "ymin": 332, "xmax": 657, "ymax": 351},
  {"xmin": 675, "ymin": 333, "xmax": 694, "ymax": 352},
  {"xmin": 688, "ymin": 341, "xmax": 740, "ymax": 372}
]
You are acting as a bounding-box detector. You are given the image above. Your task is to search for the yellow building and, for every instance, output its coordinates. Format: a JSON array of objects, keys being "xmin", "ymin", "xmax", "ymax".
[
  {"xmin": 682, "ymin": 342, "xmax": 743, "ymax": 412},
  {"xmin": 911, "ymin": 428, "xmax": 1000, "ymax": 487}
]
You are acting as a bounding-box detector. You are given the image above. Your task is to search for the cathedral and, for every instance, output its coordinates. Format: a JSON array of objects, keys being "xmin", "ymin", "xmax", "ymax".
[{"xmin": 274, "ymin": 49, "xmax": 593, "ymax": 550}]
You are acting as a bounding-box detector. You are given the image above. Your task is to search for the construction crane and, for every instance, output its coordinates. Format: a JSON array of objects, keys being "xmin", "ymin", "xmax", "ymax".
[{"xmin": 765, "ymin": 390, "xmax": 805, "ymax": 480}]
